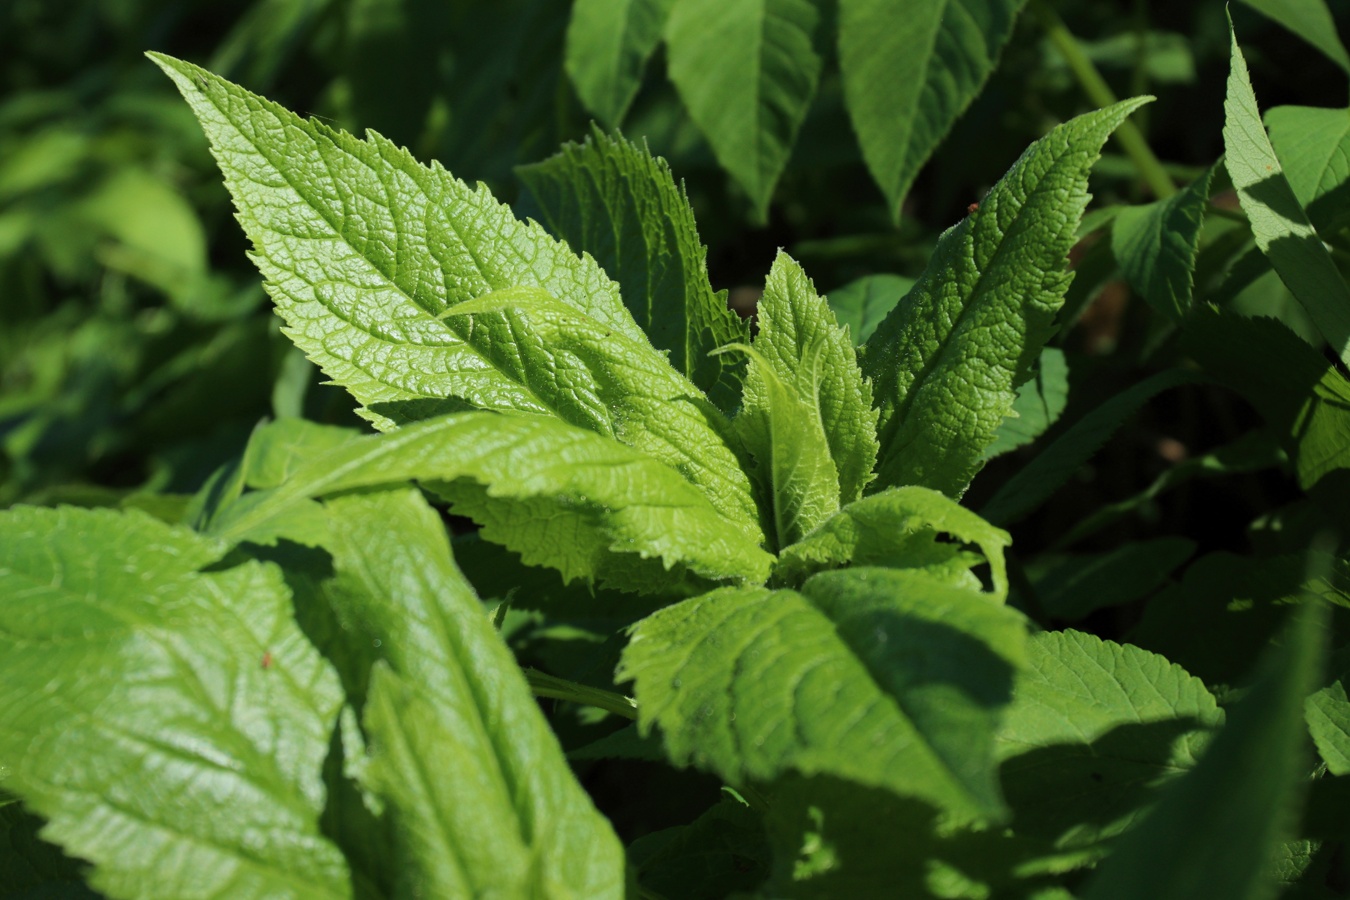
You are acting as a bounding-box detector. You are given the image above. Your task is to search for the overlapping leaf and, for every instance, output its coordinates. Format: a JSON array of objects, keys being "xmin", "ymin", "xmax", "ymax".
[
  {"xmin": 620, "ymin": 568, "xmax": 1028, "ymax": 823},
  {"xmin": 0, "ymin": 506, "xmax": 348, "ymax": 900},
  {"xmin": 981, "ymin": 347, "xmax": 1069, "ymax": 461},
  {"xmin": 664, "ymin": 0, "xmax": 821, "ymax": 219},
  {"xmin": 861, "ymin": 98, "xmax": 1149, "ymax": 497},
  {"xmin": 207, "ymin": 412, "xmax": 773, "ymax": 592},
  {"xmin": 321, "ymin": 489, "xmax": 626, "ymax": 897},
  {"xmin": 149, "ymin": 53, "xmax": 760, "ymax": 537},
  {"xmin": 839, "ymin": 0, "xmax": 1029, "ymax": 220},
  {"xmin": 516, "ymin": 128, "xmax": 749, "ymax": 410}
]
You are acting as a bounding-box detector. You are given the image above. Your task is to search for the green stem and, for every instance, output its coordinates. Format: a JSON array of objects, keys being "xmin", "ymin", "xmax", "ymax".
[
  {"xmin": 1031, "ymin": 0, "xmax": 1177, "ymax": 200},
  {"xmin": 524, "ymin": 668, "xmax": 638, "ymax": 720}
]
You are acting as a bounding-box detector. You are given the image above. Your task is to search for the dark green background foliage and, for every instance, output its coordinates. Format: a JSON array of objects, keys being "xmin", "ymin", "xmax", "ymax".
[{"xmin": 4, "ymin": 0, "xmax": 1350, "ymax": 897}]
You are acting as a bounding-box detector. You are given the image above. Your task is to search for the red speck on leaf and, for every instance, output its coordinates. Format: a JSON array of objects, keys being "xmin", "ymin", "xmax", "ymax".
[
  {"xmin": 261, "ymin": 651, "xmax": 273, "ymax": 670},
  {"xmin": 967, "ymin": 202, "xmax": 980, "ymax": 214}
]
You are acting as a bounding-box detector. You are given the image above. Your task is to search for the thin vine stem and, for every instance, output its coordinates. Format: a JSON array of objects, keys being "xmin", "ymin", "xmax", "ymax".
[
  {"xmin": 1031, "ymin": 0, "xmax": 1177, "ymax": 200},
  {"xmin": 524, "ymin": 668, "xmax": 639, "ymax": 720}
]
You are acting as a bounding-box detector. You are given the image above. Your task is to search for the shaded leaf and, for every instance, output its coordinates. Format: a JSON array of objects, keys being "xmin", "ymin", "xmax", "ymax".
[
  {"xmin": 825, "ymin": 273, "xmax": 914, "ymax": 346},
  {"xmin": 982, "ymin": 347, "xmax": 1070, "ymax": 461},
  {"xmin": 565, "ymin": 0, "xmax": 674, "ymax": 127},
  {"xmin": 1236, "ymin": 0, "xmax": 1350, "ymax": 74},
  {"xmin": 1033, "ymin": 537, "xmax": 1196, "ymax": 621},
  {"xmin": 1266, "ymin": 105, "xmax": 1350, "ymax": 237},
  {"xmin": 1111, "ymin": 165, "xmax": 1216, "ymax": 322}
]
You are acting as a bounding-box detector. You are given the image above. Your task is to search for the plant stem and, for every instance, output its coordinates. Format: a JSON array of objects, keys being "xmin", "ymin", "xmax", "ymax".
[
  {"xmin": 524, "ymin": 668, "xmax": 638, "ymax": 720},
  {"xmin": 1031, "ymin": 0, "xmax": 1177, "ymax": 200}
]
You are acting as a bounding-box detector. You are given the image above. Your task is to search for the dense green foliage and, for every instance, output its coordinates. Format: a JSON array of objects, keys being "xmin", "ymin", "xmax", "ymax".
[{"xmin": 4, "ymin": 1, "xmax": 1350, "ymax": 897}]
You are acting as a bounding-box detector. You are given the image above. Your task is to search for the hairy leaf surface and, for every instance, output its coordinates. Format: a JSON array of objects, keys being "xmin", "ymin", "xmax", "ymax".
[
  {"xmin": 620, "ymin": 568, "xmax": 1028, "ymax": 823},
  {"xmin": 516, "ymin": 128, "xmax": 749, "ymax": 410},
  {"xmin": 839, "ymin": 0, "xmax": 1028, "ymax": 220},
  {"xmin": 322, "ymin": 489, "xmax": 626, "ymax": 897},
  {"xmin": 208, "ymin": 412, "xmax": 773, "ymax": 591},
  {"xmin": 1225, "ymin": 29, "xmax": 1350, "ymax": 367},
  {"xmin": 996, "ymin": 631, "xmax": 1222, "ymax": 849},
  {"xmin": 565, "ymin": 0, "xmax": 673, "ymax": 127},
  {"xmin": 0, "ymin": 506, "xmax": 348, "ymax": 900},
  {"xmin": 773, "ymin": 486, "xmax": 1010, "ymax": 599},
  {"xmin": 861, "ymin": 98, "xmax": 1149, "ymax": 497},
  {"xmin": 150, "ymin": 54, "xmax": 759, "ymax": 533},
  {"xmin": 664, "ymin": 0, "xmax": 821, "ymax": 219}
]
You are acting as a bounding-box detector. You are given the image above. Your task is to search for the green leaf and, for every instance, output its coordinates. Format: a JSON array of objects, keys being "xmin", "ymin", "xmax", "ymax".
[
  {"xmin": 663, "ymin": 0, "xmax": 822, "ymax": 220},
  {"xmin": 209, "ymin": 412, "xmax": 773, "ymax": 592},
  {"xmin": 149, "ymin": 54, "xmax": 760, "ymax": 532},
  {"xmin": 1032, "ymin": 537, "xmax": 1196, "ymax": 621},
  {"xmin": 1111, "ymin": 165, "xmax": 1216, "ymax": 323},
  {"xmin": 515, "ymin": 127, "xmax": 749, "ymax": 410},
  {"xmin": 1181, "ymin": 308, "xmax": 1350, "ymax": 491},
  {"xmin": 723, "ymin": 343, "xmax": 841, "ymax": 550},
  {"xmin": 996, "ymin": 631, "xmax": 1223, "ymax": 849},
  {"xmin": 0, "ymin": 506, "xmax": 348, "ymax": 900},
  {"xmin": 750, "ymin": 253, "xmax": 878, "ymax": 507},
  {"xmin": 861, "ymin": 98, "xmax": 1150, "ymax": 498},
  {"xmin": 1083, "ymin": 601, "xmax": 1328, "ymax": 900},
  {"xmin": 839, "ymin": 0, "xmax": 1029, "ymax": 220},
  {"xmin": 825, "ymin": 273, "xmax": 915, "ymax": 346},
  {"xmin": 564, "ymin": 0, "xmax": 673, "ymax": 126},
  {"xmin": 0, "ymin": 798, "xmax": 97, "ymax": 899},
  {"xmin": 1236, "ymin": 0, "xmax": 1350, "ymax": 74},
  {"xmin": 1225, "ymin": 27, "xmax": 1350, "ymax": 367},
  {"xmin": 1266, "ymin": 105, "xmax": 1350, "ymax": 237},
  {"xmin": 981, "ymin": 347, "xmax": 1070, "ymax": 461},
  {"xmin": 980, "ymin": 369, "xmax": 1205, "ymax": 527},
  {"xmin": 620, "ymin": 568, "xmax": 1028, "ymax": 823},
  {"xmin": 773, "ymin": 486, "xmax": 1010, "ymax": 600},
  {"xmin": 1306, "ymin": 646, "xmax": 1350, "ymax": 775},
  {"xmin": 628, "ymin": 796, "xmax": 770, "ymax": 898},
  {"xmin": 320, "ymin": 489, "xmax": 626, "ymax": 897}
]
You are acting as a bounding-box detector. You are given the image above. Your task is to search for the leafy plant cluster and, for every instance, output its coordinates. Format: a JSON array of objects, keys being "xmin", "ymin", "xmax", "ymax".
[{"xmin": 5, "ymin": 1, "xmax": 1350, "ymax": 898}]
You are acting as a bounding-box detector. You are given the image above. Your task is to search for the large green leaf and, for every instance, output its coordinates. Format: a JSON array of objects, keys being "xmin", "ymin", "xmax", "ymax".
[
  {"xmin": 773, "ymin": 486, "xmax": 1010, "ymax": 599},
  {"xmin": 564, "ymin": 0, "xmax": 673, "ymax": 127},
  {"xmin": 663, "ymin": 0, "xmax": 821, "ymax": 220},
  {"xmin": 1266, "ymin": 105, "xmax": 1350, "ymax": 237},
  {"xmin": 861, "ymin": 98, "xmax": 1150, "ymax": 497},
  {"xmin": 996, "ymin": 631, "xmax": 1223, "ymax": 849},
  {"xmin": 1111, "ymin": 165, "xmax": 1216, "ymax": 323},
  {"xmin": 620, "ymin": 568, "xmax": 1028, "ymax": 823},
  {"xmin": 1225, "ymin": 28, "xmax": 1350, "ymax": 367},
  {"xmin": 321, "ymin": 488, "xmax": 626, "ymax": 897},
  {"xmin": 1306, "ymin": 646, "xmax": 1350, "ymax": 775},
  {"xmin": 0, "ymin": 506, "xmax": 348, "ymax": 900},
  {"xmin": 516, "ymin": 128, "xmax": 749, "ymax": 411},
  {"xmin": 1236, "ymin": 0, "xmax": 1350, "ymax": 74},
  {"xmin": 1083, "ymin": 601, "xmax": 1328, "ymax": 900},
  {"xmin": 149, "ymin": 53, "xmax": 759, "ymax": 534},
  {"xmin": 208, "ymin": 412, "xmax": 773, "ymax": 592},
  {"xmin": 839, "ymin": 0, "xmax": 1028, "ymax": 220}
]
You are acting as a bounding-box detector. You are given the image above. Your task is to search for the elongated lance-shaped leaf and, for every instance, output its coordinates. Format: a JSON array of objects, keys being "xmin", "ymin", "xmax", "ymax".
[
  {"xmin": 861, "ymin": 98, "xmax": 1151, "ymax": 497},
  {"xmin": 1112, "ymin": 165, "xmax": 1216, "ymax": 323},
  {"xmin": 1224, "ymin": 27, "xmax": 1350, "ymax": 367},
  {"xmin": 148, "ymin": 54, "xmax": 760, "ymax": 537},
  {"xmin": 0, "ymin": 506, "xmax": 348, "ymax": 900},
  {"xmin": 1083, "ymin": 600, "xmax": 1328, "ymax": 900},
  {"xmin": 664, "ymin": 0, "xmax": 821, "ymax": 220},
  {"xmin": 620, "ymin": 568, "xmax": 1028, "ymax": 824},
  {"xmin": 208, "ymin": 412, "xmax": 774, "ymax": 592},
  {"xmin": 516, "ymin": 128, "xmax": 750, "ymax": 411},
  {"xmin": 719, "ymin": 343, "xmax": 840, "ymax": 550},
  {"xmin": 565, "ymin": 0, "xmax": 674, "ymax": 127},
  {"xmin": 839, "ymin": 0, "xmax": 1028, "ymax": 221},
  {"xmin": 773, "ymin": 485, "xmax": 1010, "ymax": 598},
  {"xmin": 753, "ymin": 252, "xmax": 878, "ymax": 505},
  {"xmin": 1236, "ymin": 0, "xmax": 1350, "ymax": 74},
  {"xmin": 319, "ymin": 489, "xmax": 625, "ymax": 897}
]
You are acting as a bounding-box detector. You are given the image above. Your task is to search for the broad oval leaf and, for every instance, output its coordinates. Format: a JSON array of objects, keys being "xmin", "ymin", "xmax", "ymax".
[
  {"xmin": 565, "ymin": 0, "xmax": 674, "ymax": 127},
  {"xmin": 321, "ymin": 489, "xmax": 626, "ymax": 897},
  {"xmin": 620, "ymin": 567, "xmax": 1028, "ymax": 823},
  {"xmin": 0, "ymin": 506, "xmax": 348, "ymax": 900},
  {"xmin": 664, "ymin": 0, "xmax": 822, "ymax": 220},
  {"xmin": 149, "ymin": 53, "xmax": 761, "ymax": 537},
  {"xmin": 516, "ymin": 128, "xmax": 750, "ymax": 411},
  {"xmin": 839, "ymin": 0, "xmax": 1028, "ymax": 220},
  {"xmin": 208, "ymin": 412, "xmax": 774, "ymax": 593},
  {"xmin": 861, "ymin": 98, "xmax": 1151, "ymax": 497}
]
